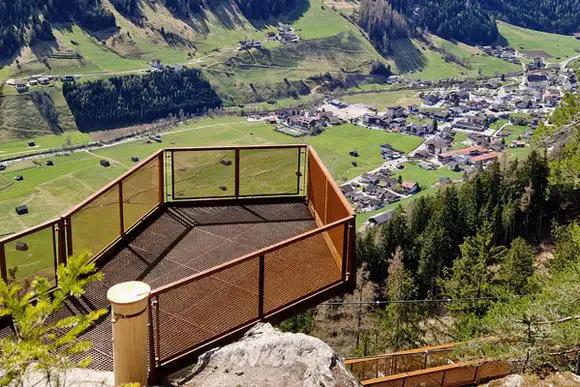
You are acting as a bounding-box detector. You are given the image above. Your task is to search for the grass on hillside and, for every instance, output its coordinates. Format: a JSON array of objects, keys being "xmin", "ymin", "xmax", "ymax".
[
  {"xmin": 430, "ymin": 36, "xmax": 522, "ymax": 76},
  {"xmin": 390, "ymin": 39, "xmax": 475, "ymax": 80},
  {"xmin": 341, "ymin": 90, "xmax": 421, "ymax": 110},
  {"xmin": 0, "ymin": 85, "xmax": 80, "ymax": 142},
  {"xmin": 497, "ymin": 21, "xmax": 580, "ymax": 60}
]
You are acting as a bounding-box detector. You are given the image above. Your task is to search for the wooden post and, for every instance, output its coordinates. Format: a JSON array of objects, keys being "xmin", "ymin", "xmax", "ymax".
[{"xmin": 107, "ymin": 281, "xmax": 151, "ymax": 386}]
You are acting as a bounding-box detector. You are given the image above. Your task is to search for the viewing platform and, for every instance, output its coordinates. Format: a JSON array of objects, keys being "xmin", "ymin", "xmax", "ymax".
[{"xmin": 0, "ymin": 144, "xmax": 356, "ymax": 381}]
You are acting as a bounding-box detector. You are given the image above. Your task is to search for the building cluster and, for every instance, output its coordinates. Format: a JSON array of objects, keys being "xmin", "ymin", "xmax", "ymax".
[
  {"xmin": 340, "ymin": 165, "xmax": 422, "ymax": 213},
  {"xmin": 238, "ymin": 40, "xmax": 262, "ymax": 50},
  {"xmin": 11, "ymin": 74, "xmax": 74, "ymax": 93},
  {"xmin": 476, "ymin": 45, "xmax": 520, "ymax": 64},
  {"xmin": 260, "ymin": 107, "xmax": 342, "ymax": 137},
  {"xmin": 265, "ymin": 26, "xmax": 299, "ymax": 44}
]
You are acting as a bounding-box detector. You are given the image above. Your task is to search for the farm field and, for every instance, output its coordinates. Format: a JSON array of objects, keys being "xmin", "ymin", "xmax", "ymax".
[
  {"xmin": 0, "ymin": 118, "xmax": 423, "ymax": 235},
  {"xmin": 341, "ymin": 90, "xmax": 421, "ymax": 110},
  {"xmin": 0, "ymin": 132, "xmax": 93, "ymax": 160},
  {"xmin": 497, "ymin": 21, "xmax": 580, "ymax": 60}
]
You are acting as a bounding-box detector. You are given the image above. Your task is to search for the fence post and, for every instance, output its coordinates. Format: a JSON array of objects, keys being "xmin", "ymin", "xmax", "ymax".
[
  {"xmin": 57, "ymin": 219, "xmax": 67, "ymax": 266},
  {"xmin": 107, "ymin": 281, "xmax": 151, "ymax": 386},
  {"xmin": 118, "ymin": 182, "xmax": 125, "ymax": 236},
  {"xmin": 158, "ymin": 150, "xmax": 165, "ymax": 204},
  {"xmin": 258, "ymin": 254, "xmax": 265, "ymax": 319},
  {"xmin": 0, "ymin": 243, "xmax": 6, "ymax": 282},
  {"xmin": 65, "ymin": 217, "xmax": 73, "ymax": 258},
  {"xmin": 234, "ymin": 148, "xmax": 240, "ymax": 198}
]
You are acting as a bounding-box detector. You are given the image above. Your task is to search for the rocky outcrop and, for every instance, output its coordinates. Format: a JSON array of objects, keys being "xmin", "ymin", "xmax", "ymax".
[
  {"xmin": 179, "ymin": 323, "xmax": 360, "ymax": 387},
  {"xmin": 481, "ymin": 372, "xmax": 580, "ymax": 387}
]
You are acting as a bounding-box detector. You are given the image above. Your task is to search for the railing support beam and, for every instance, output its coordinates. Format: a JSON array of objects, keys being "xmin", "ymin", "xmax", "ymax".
[
  {"xmin": 0, "ymin": 244, "xmax": 7, "ymax": 282},
  {"xmin": 108, "ymin": 281, "xmax": 151, "ymax": 386}
]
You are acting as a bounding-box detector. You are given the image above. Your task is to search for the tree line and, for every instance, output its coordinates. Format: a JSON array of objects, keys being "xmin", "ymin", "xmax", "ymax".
[
  {"xmin": 111, "ymin": 0, "xmax": 296, "ymax": 20},
  {"xmin": 359, "ymin": 0, "xmax": 579, "ymax": 50},
  {"xmin": 63, "ymin": 68, "xmax": 222, "ymax": 131}
]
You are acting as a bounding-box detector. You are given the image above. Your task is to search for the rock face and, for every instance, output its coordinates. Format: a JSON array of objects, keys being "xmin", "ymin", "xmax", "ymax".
[{"xmin": 180, "ymin": 323, "xmax": 361, "ymax": 387}]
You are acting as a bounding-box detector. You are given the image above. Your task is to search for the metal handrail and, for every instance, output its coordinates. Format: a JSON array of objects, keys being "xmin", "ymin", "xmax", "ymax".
[
  {"xmin": 0, "ymin": 144, "xmax": 318, "ymax": 283},
  {"xmin": 150, "ymin": 215, "xmax": 353, "ymax": 297}
]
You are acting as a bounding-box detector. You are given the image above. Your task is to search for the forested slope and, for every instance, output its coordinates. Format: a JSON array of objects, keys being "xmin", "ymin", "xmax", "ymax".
[
  {"xmin": 359, "ymin": 0, "xmax": 579, "ymax": 50},
  {"xmin": 63, "ymin": 68, "xmax": 222, "ymax": 131},
  {"xmin": 0, "ymin": 0, "xmax": 303, "ymax": 60}
]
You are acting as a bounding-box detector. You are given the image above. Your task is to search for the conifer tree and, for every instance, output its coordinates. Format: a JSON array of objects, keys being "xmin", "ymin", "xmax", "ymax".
[
  {"xmin": 377, "ymin": 248, "xmax": 422, "ymax": 351},
  {"xmin": 0, "ymin": 252, "xmax": 106, "ymax": 385}
]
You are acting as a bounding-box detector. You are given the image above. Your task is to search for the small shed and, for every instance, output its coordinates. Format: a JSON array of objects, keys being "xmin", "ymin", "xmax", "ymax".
[
  {"xmin": 46, "ymin": 160, "xmax": 54, "ymax": 166},
  {"xmin": 14, "ymin": 175, "xmax": 23, "ymax": 181},
  {"xmin": 15, "ymin": 242, "xmax": 29, "ymax": 251},
  {"xmin": 15, "ymin": 205, "xmax": 28, "ymax": 215},
  {"xmin": 100, "ymin": 160, "xmax": 111, "ymax": 168},
  {"xmin": 131, "ymin": 156, "xmax": 140, "ymax": 162}
]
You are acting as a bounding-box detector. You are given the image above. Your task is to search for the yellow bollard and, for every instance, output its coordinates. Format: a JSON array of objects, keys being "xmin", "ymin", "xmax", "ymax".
[{"xmin": 107, "ymin": 281, "xmax": 151, "ymax": 386}]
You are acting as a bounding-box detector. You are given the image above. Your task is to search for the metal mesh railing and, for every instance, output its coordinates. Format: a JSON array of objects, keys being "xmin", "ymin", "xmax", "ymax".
[
  {"xmin": 360, "ymin": 361, "xmax": 510, "ymax": 387},
  {"xmin": 0, "ymin": 221, "xmax": 59, "ymax": 284},
  {"xmin": 149, "ymin": 215, "xmax": 351, "ymax": 369},
  {"xmin": 238, "ymin": 147, "xmax": 304, "ymax": 196},
  {"xmin": 122, "ymin": 156, "xmax": 161, "ymax": 232},
  {"xmin": 0, "ymin": 144, "xmax": 355, "ymax": 381},
  {"xmin": 344, "ymin": 344, "xmax": 456, "ymax": 380},
  {"xmin": 0, "ymin": 151, "xmax": 164, "ymax": 282},
  {"xmin": 172, "ymin": 149, "xmax": 236, "ymax": 199},
  {"xmin": 169, "ymin": 146, "xmax": 306, "ymax": 200}
]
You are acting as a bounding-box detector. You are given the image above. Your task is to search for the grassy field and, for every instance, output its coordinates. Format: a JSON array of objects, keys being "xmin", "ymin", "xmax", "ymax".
[
  {"xmin": 0, "ymin": 132, "xmax": 92, "ymax": 160},
  {"xmin": 452, "ymin": 131, "xmax": 469, "ymax": 150},
  {"xmin": 341, "ymin": 90, "xmax": 421, "ymax": 110},
  {"xmin": 396, "ymin": 162, "xmax": 462, "ymax": 189},
  {"xmin": 498, "ymin": 21, "xmax": 580, "ymax": 60},
  {"xmin": 0, "ymin": 118, "xmax": 423, "ymax": 235}
]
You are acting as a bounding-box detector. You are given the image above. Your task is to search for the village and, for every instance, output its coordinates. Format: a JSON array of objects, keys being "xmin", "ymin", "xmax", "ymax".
[{"xmin": 251, "ymin": 64, "xmax": 577, "ymax": 228}]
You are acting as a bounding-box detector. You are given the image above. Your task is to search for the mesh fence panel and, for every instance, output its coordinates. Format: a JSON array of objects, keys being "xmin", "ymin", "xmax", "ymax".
[
  {"xmin": 155, "ymin": 256, "xmax": 260, "ymax": 362},
  {"xmin": 307, "ymin": 152, "xmax": 327, "ymax": 223},
  {"xmin": 239, "ymin": 148, "xmax": 300, "ymax": 196},
  {"xmin": 477, "ymin": 362, "xmax": 510, "ymax": 382},
  {"xmin": 408, "ymin": 369, "xmax": 445, "ymax": 386},
  {"xmin": 263, "ymin": 224, "xmax": 343, "ymax": 314},
  {"xmin": 4, "ymin": 224, "xmax": 56, "ymax": 283},
  {"xmin": 122, "ymin": 157, "xmax": 160, "ymax": 232},
  {"xmin": 393, "ymin": 353, "xmax": 427, "ymax": 374},
  {"xmin": 426, "ymin": 349, "xmax": 453, "ymax": 368},
  {"xmin": 70, "ymin": 185, "xmax": 120, "ymax": 257},
  {"xmin": 172, "ymin": 150, "xmax": 235, "ymax": 199},
  {"xmin": 443, "ymin": 365, "xmax": 478, "ymax": 386}
]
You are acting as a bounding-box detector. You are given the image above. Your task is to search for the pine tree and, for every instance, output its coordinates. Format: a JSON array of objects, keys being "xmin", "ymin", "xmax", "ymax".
[
  {"xmin": 439, "ymin": 223, "xmax": 506, "ymax": 338},
  {"xmin": 376, "ymin": 248, "xmax": 422, "ymax": 351},
  {"xmin": 497, "ymin": 237, "xmax": 534, "ymax": 295},
  {"xmin": 0, "ymin": 252, "xmax": 106, "ymax": 385}
]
